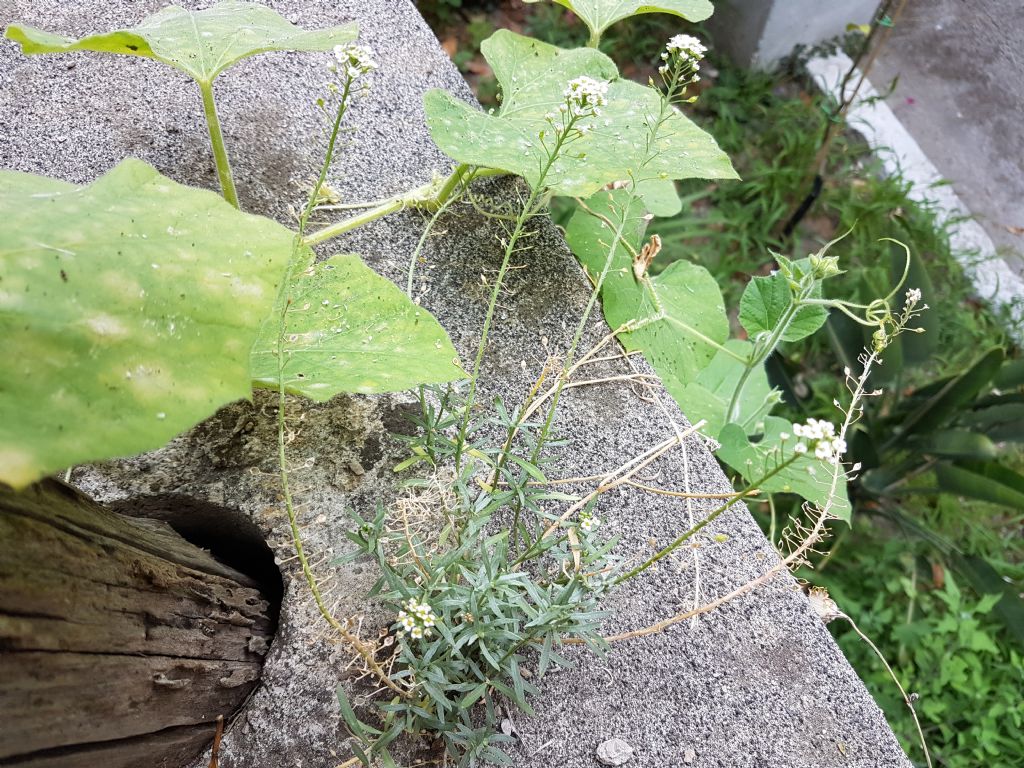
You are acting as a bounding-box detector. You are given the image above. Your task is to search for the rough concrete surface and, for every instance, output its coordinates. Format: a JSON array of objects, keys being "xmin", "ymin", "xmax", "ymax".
[
  {"xmin": 871, "ymin": 0, "xmax": 1024, "ymax": 276},
  {"xmin": 1, "ymin": 1, "xmax": 912, "ymax": 766}
]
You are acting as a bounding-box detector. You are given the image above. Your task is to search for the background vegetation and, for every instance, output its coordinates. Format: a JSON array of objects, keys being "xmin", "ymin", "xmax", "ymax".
[{"xmin": 416, "ymin": 2, "xmax": 1024, "ymax": 765}]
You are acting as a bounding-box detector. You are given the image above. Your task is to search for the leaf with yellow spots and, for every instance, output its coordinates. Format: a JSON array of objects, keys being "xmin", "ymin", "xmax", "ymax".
[
  {"xmin": 423, "ymin": 30, "xmax": 735, "ymax": 208},
  {"xmin": 4, "ymin": 1, "xmax": 356, "ymax": 86},
  {"xmin": 0, "ymin": 159, "xmax": 293, "ymax": 489},
  {"xmin": 250, "ymin": 254, "xmax": 465, "ymax": 401}
]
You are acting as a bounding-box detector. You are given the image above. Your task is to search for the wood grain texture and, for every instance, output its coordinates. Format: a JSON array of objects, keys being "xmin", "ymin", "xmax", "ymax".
[{"xmin": 0, "ymin": 480, "xmax": 274, "ymax": 763}]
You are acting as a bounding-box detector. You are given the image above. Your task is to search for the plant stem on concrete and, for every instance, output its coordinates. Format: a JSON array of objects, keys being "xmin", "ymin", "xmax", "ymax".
[{"xmin": 199, "ymin": 80, "xmax": 240, "ymax": 209}]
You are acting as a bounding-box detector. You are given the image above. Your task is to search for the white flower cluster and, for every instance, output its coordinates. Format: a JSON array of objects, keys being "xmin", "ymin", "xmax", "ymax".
[
  {"xmin": 579, "ymin": 512, "xmax": 601, "ymax": 534},
  {"xmin": 905, "ymin": 287, "xmax": 922, "ymax": 306},
  {"xmin": 666, "ymin": 34, "xmax": 707, "ymax": 60},
  {"xmin": 332, "ymin": 43, "xmax": 378, "ymax": 80},
  {"xmin": 785, "ymin": 418, "xmax": 847, "ymax": 463},
  {"xmin": 659, "ymin": 34, "xmax": 706, "ymax": 85},
  {"xmin": 564, "ymin": 76, "xmax": 609, "ymax": 117},
  {"xmin": 397, "ymin": 597, "xmax": 437, "ymax": 640},
  {"xmin": 543, "ymin": 76, "xmax": 609, "ymax": 138}
]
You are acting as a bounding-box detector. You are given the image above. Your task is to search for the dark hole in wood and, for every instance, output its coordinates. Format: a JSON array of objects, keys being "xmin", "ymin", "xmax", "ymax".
[
  {"xmin": 0, "ymin": 482, "xmax": 281, "ymax": 768},
  {"xmin": 109, "ymin": 495, "xmax": 284, "ymax": 633}
]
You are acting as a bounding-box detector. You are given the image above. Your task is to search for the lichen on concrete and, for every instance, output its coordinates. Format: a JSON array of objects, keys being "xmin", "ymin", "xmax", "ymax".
[{"xmin": 1, "ymin": 1, "xmax": 912, "ymax": 765}]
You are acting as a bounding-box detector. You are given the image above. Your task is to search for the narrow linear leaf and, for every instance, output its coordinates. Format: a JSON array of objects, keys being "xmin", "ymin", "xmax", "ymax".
[
  {"xmin": 896, "ymin": 347, "xmax": 1004, "ymax": 440},
  {"xmin": 4, "ymin": 0, "xmax": 357, "ymax": 84},
  {"xmin": 910, "ymin": 429, "xmax": 998, "ymax": 460},
  {"xmin": 0, "ymin": 159, "xmax": 293, "ymax": 489},
  {"xmin": 935, "ymin": 461, "xmax": 1024, "ymax": 512}
]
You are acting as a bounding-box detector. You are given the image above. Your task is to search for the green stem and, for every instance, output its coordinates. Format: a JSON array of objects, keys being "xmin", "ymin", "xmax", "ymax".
[
  {"xmin": 199, "ymin": 80, "xmax": 240, "ymax": 209},
  {"xmin": 726, "ymin": 300, "xmax": 799, "ymax": 424},
  {"xmin": 273, "ymin": 89, "xmax": 407, "ymax": 700},
  {"xmin": 302, "ymin": 195, "xmax": 407, "ymax": 246},
  {"xmin": 531, "ymin": 187, "xmax": 637, "ymax": 463},
  {"xmin": 587, "ymin": 30, "xmax": 602, "ymax": 48},
  {"xmin": 454, "ymin": 188, "xmax": 540, "ymax": 467},
  {"xmin": 453, "ymin": 129, "xmax": 573, "ymax": 467},
  {"xmin": 302, "ymin": 166, "xmax": 508, "ymax": 248},
  {"xmin": 615, "ymin": 456, "xmax": 798, "ymax": 585}
]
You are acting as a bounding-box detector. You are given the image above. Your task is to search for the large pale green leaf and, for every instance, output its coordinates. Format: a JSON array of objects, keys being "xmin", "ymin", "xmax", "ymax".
[
  {"xmin": 251, "ymin": 254, "xmax": 465, "ymax": 400},
  {"xmin": 678, "ymin": 340, "xmax": 781, "ymax": 439},
  {"xmin": 717, "ymin": 416, "xmax": 852, "ymax": 523},
  {"xmin": 523, "ymin": 0, "xmax": 714, "ymax": 40},
  {"xmin": 0, "ymin": 159, "xmax": 293, "ymax": 489},
  {"xmin": 4, "ymin": 1, "xmax": 357, "ymax": 84},
  {"xmin": 424, "ymin": 30, "xmax": 736, "ymax": 202},
  {"xmin": 566, "ymin": 189, "xmax": 729, "ymax": 392},
  {"xmin": 739, "ymin": 261, "xmax": 828, "ymax": 343}
]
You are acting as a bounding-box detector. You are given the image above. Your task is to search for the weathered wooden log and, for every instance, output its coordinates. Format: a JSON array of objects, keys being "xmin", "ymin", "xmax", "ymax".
[{"xmin": 0, "ymin": 480, "xmax": 275, "ymax": 767}]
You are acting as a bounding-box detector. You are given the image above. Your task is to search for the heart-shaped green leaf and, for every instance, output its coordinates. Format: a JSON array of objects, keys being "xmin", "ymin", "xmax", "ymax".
[
  {"xmin": 4, "ymin": 1, "xmax": 357, "ymax": 85},
  {"xmin": 739, "ymin": 262, "xmax": 829, "ymax": 343},
  {"xmin": 566, "ymin": 189, "xmax": 729, "ymax": 390},
  {"xmin": 523, "ymin": 0, "xmax": 714, "ymax": 42},
  {"xmin": 717, "ymin": 417, "xmax": 852, "ymax": 523},
  {"xmin": 0, "ymin": 159, "xmax": 294, "ymax": 489},
  {"xmin": 250, "ymin": 254, "xmax": 465, "ymax": 400},
  {"xmin": 424, "ymin": 30, "xmax": 736, "ymax": 201},
  {"xmin": 679, "ymin": 340, "xmax": 781, "ymax": 439}
]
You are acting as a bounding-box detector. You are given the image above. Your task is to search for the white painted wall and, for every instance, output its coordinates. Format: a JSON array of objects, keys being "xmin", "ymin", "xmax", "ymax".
[{"xmin": 709, "ymin": 0, "xmax": 880, "ymax": 68}]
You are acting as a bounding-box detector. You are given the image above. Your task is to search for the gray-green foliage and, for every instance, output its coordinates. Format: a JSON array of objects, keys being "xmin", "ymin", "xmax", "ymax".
[
  {"xmin": 341, "ymin": 385, "xmax": 614, "ymax": 766},
  {"xmin": 251, "ymin": 254, "xmax": 464, "ymax": 400},
  {"xmin": 0, "ymin": 159, "xmax": 292, "ymax": 489},
  {"xmin": 423, "ymin": 30, "xmax": 736, "ymax": 207},
  {"xmin": 4, "ymin": 0, "xmax": 357, "ymax": 85}
]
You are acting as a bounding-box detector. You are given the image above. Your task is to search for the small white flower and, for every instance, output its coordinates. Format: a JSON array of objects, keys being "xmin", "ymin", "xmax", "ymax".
[
  {"xmin": 580, "ymin": 516, "xmax": 601, "ymax": 533},
  {"xmin": 779, "ymin": 431, "xmax": 790, "ymax": 441},
  {"xmin": 793, "ymin": 443, "xmax": 808, "ymax": 455},
  {"xmin": 410, "ymin": 625, "xmax": 424, "ymax": 639},
  {"xmin": 906, "ymin": 287, "xmax": 922, "ymax": 305}
]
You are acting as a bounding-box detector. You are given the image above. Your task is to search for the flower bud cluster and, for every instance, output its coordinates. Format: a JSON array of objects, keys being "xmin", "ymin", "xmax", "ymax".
[
  {"xmin": 543, "ymin": 76, "xmax": 609, "ymax": 140},
  {"xmin": 666, "ymin": 34, "xmax": 707, "ymax": 60},
  {"xmin": 784, "ymin": 418, "xmax": 847, "ymax": 463},
  {"xmin": 330, "ymin": 43, "xmax": 378, "ymax": 81},
  {"xmin": 658, "ymin": 34, "xmax": 706, "ymax": 95},
  {"xmin": 564, "ymin": 76, "xmax": 609, "ymax": 117},
  {"xmin": 396, "ymin": 597, "xmax": 437, "ymax": 640}
]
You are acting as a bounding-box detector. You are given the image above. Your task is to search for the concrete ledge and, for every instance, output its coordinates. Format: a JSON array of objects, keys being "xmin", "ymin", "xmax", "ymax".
[
  {"xmin": 807, "ymin": 52, "xmax": 1024, "ymax": 342},
  {"xmin": 1, "ymin": 1, "xmax": 912, "ymax": 766}
]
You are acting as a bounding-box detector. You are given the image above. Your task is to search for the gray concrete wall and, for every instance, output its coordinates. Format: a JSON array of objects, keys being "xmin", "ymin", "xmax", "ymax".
[{"xmin": 709, "ymin": 0, "xmax": 881, "ymax": 68}]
